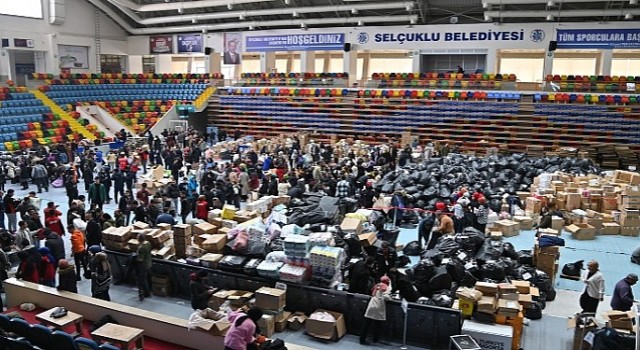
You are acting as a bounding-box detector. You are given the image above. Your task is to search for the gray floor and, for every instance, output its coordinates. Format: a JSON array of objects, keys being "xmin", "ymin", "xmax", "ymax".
[{"xmin": 3, "ymin": 179, "xmax": 635, "ymax": 349}]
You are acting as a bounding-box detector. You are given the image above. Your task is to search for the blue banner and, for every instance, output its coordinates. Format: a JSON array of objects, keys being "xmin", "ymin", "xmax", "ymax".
[
  {"xmin": 177, "ymin": 33, "xmax": 203, "ymax": 53},
  {"xmin": 557, "ymin": 29, "xmax": 640, "ymax": 49},
  {"xmin": 245, "ymin": 33, "xmax": 345, "ymax": 51}
]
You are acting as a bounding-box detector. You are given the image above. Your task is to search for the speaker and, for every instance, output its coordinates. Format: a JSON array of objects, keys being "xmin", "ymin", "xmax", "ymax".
[
  {"xmin": 204, "ymin": 47, "xmax": 213, "ymax": 55},
  {"xmin": 1, "ymin": 38, "xmax": 8, "ymax": 48},
  {"xmin": 548, "ymin": 40, "xmax": 557, "ymax": 51},
  {"xmin": 343, "ymin": 43, "xmax": 351, "ymax": 52}
]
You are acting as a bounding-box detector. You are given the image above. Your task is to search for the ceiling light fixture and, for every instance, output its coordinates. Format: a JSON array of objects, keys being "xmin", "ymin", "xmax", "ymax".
[
  {"xmin": 406, "ymin": 4, "xmax": 414, "ymax": 11},
  {"xmin": 546, "ymin": 14, "xmax": 554, "ymax": 21},
  {"xmin": 292, "ymin": 11, "xmax": 299, "ymax": 17},
  {"xmin": 631, "ymin": 0, "xmax": 638, "ymax": 5},
  {"xmin": 484, "ymin": 14, "xmax": 492, "ymax": 22},
  {"xmin": 249, "ymin": 25, "xmax": 254, "ymax": 30},
  {"xmin": 357, "ymin": 20, "xmax": 363, "ymax": 26},
  {"xmin": 177, "ymin": 7, "xmax": 183, "ymax": 14},
  {"xmin": 227, "ymin": 3, "xmax": 233, "ymax": 10},
  {"xmin": 284, "ymin": 0, "xmax": 290, "ymax": 4},
  {"xmin": 410, "ymin": 18, "xmax": 416, "ymax": 24},
  {"xmin": 239, "ymin": 14, "xmax": 245, "ymax": 20},
  {"xmin": 482, "ymin": 2, "xmax": 489, "ymax": 9},
  {"xmin": 202, "ymin": 28, "xmax": 207, "ymax": 33},
  {"xmin": 625, "ymin": 13, "xmax": 634, "ymax": 19},
  {"xmin": 547, "ymin": 0, "xmax": 555, "ymax": 7},
  {"xmin": 300, "ymin": 22, "xmax": 306, "ymax": 28},
  {"xmin": 351, "ymin": 8, "xmax": 358, "ymax": 14},
  {"xmin": 191, "ymin": 18, "xmax": 197, "ymax": 23}
]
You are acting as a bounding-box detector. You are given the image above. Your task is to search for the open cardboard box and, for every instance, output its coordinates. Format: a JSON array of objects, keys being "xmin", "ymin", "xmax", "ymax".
[
  {"xmin": 195, "ymin": 308, "xmax": 231, "ymax": 336},
  {"xmin": 602, "ymin": 310, "xmax": 637, "ymax": 331},
  {"xmin": 306, "ymin": 309, "xmax": 346, "ymax": 341}
]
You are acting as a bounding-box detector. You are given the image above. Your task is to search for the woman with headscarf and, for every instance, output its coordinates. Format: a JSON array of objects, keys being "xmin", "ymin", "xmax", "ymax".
[
  {"xmin": 224, "ymin": 306, "xmax": 264, "ymax": 350},
  {"xmin": 190, "ymin": 269, "xmax": 215, "ymax": 310},
  {"xmin": 37, "ymin": 246, "xmax": 57, "ymax": 287},
  {"xmin": 89, "ymin": 245, "xmax": 111, "ymax": 301},
  {"xmin": 44, "ymin": 202, "xmax": 65, "ymax": 237},
  {"xmin": 360, "ymin": 275, "xmax": 392, "ymax": 345},
  {"xmin": 195, "ymin": 195, "xmax": 209, "ymax": 221}
]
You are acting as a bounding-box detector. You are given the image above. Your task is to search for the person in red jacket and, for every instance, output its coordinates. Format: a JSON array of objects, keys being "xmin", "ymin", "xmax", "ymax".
[
  {"xmin": 195, "ymin": 195, "xmax": 209, "ymax": 220},
  {"xmin": 118, "ymin": 153, "xmax": 129, "ymax": 171},
  {"xmin": 38, "ymin": 246, "xmax": 57, "ymax": 287},
  {"xmin": 44, "ymin": 202, "xmax": 65, "ymax": 236},
  {"xmin": 16, "ymin": 249, "xmax": 40, "ymax": 283}
]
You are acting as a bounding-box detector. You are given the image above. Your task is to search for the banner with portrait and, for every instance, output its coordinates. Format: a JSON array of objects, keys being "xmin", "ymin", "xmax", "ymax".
[{"xmin": 223, "ymin": 32, "xmax": 242, "ymax": 65}]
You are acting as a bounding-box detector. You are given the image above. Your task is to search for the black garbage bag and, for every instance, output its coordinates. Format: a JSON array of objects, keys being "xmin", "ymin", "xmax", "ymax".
[
  {"xmin": 632, "ymin": 246, "xmax": 640, "ymax": 264},
  {"xmin": 480, "ymin": 260, "xmax": 506, "ymax": 281},
  {"xmin": 445, "ymin": 259, "xmax": 466, "ymax": 283},
  {"xmin": 476, "ymin": 239, "xmax": 504, "ymax": 263},
  {"xmin": 525, "ymin": 301, "xmax": 543, "ymax": 320},
  {"xmin": 270, "ymin": 237, "xmax": 284, "ymax": 251},
  {"xmin": 435, "ymin": 237, "xmax": 461, "ymax": 257},
  {"xmin": 403, "ymin": 241, "xmax": 422, "ymax": 256},
  {"xmin": 427, "ymin": 290, "xmax": 454, "ymax": 308},
  {"xmin": 538, "ymin": 291, "xmax": 547, "ymax": 310},
  {"xmin": 381, "ymin": 182, "xmax": 394, "ymax": 193},
  {"xmin": 561, "ymin": 260, "xmax": 584, "ymax": 277},
  {"xmin": 534, "ymin": 270, "xmax": 552, "ymax": 294},
  {"xmin": 429, "ymin": 266, "xmax": 452, "ymax": 292},
  {"xmin": 502, "ymin": 257, "xmax": 521, "ymax": 278},
  {"xmin": 546, "ymin": 286, "xmax": 557, "ymax": 301},
  {"xmin": 457, "ymin": 227, "xmax": 486, "ymax": 253},
  {"xmin": 459, "ymin": 271, "xmax": 478, "ymax": 288},
  {"xmin": 397, "ymin": 255, "xmax": 411, "ymax": 268},
  {"xmin": 439, "ymin": 185, "xmax": 451, "ymax": 199},
  {"xmin": 502, "ymin": 242, "xmax": 519, "ymax": 260},
  {"xmin": 423, "ymin": 186, "xmax": 437, "ymax": 199},
  {"xmin": 517, "ymin": 250, "xmax": 534, "ymax": 266},
  {"xmin": 489, "ymin": 198, "xmax": 503, "ymax": 213},
  {"xmin": 514, "ymin": 265, "xmax": 537, "ymax": 281},
  {"xmin": 405, "ymin": 186, "xmax": 419, "ymax": 195},
  {"xmin": 413, "ymin": 259, "xmax": 437, "ymax": 284}
]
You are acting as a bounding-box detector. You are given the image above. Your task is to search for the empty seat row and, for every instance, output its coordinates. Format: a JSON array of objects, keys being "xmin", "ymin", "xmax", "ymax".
[
  {"xmin": 534, "ymin": 93, "xmax": 640, "ymax": 104},
  {"xmin": 47, "ymin": 83, "xmax": 208, "ymax": 91},
  {"xmin": 0, "ymin": 106, "xmax": 51, "ymax": 116},
  {"xmin": 0, "ymin": 99, "xmax": 43, "ymax": 108},
  {"xmin": 372, "ymin": 72, "xmax": 517, "ymax": 81}
]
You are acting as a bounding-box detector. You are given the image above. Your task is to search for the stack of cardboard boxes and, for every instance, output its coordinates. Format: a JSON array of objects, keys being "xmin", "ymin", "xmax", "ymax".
[
  {"xmin": 254, "ymin": 287, "xmax": 290, "ymax": 336},
  {"xmin": 533, "ymin": 228, "xmax": 561, "ymax": 283},
  {"xmin": 173, "ymin": 224, "xmax": 192, "ymax": 259}
]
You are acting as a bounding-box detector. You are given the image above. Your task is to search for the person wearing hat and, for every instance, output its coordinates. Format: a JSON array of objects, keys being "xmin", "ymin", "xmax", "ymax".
[
  {"xmin": 57, "ymin": 259, "xmax": 78, "ymax": 293},
  {"xmin": 611, "ymin": 273, "xmax": 638, "ymax": 311},
  {"xmin": 190, "ymin": 269, "xmax": 215, "ymax": 310},
  {"xmin": 360, "ymin": 275, "xmax": 392, "ymax": 345}
]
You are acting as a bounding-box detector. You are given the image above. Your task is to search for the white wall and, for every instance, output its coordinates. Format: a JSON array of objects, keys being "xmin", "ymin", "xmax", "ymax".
[{"xmin": 0, "ymin": 0, "xmax": 127, "ymax": 77}]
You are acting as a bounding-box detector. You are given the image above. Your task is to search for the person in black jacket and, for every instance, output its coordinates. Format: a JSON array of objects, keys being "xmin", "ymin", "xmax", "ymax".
[
  {"xmin": 180, "ymin": 191, "xmax": 192, "ymax": 224},
  {"xmin": 124, "ymin": 169, "xmax": 135, "ymax": 192},
  {"xmin": 111, "ymin": 169, "xmax": 125, "ymax": 203},
  {"xmin": 375, "ymin": 241, "xmax": 398, "ymax": 278},
  {"xmin": 132, "ymin": 201, "xmax": 148, "ymax": 224},
  {"xmin": 118, "ymin": 190, "xmax": 134, "ymax": 226},
  {"xmin": 389, "ymin": 268, "xmax": 420, "ymax": 302},
  {"xmin": 65, "ymin": 175, "xmax": 78, "ymax": 207},
  {"xmin": 190, "ymin": 269, "xmax": 215, "ymax": 310},
  {"xmin": 85, "ymin": 212, "xmax": 103, "ymax": 248},
  {"xmin": 44, "ymin": 230, "xmax": 65, "ymax": 265},
  {"xmin": 348, "ymin": 257, "xmax": 374, "ymax": 295}
]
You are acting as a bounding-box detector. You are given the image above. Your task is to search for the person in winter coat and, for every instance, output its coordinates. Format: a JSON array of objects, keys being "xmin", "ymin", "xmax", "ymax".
[
  {"xmin": 85, "ymin": 212, "xmax": 103, "ymax": 248},
  {"xmin": 224, "ymin": 307, "xmax": 264, "ymax": 350},
  {"xmin": 195, "ymin": 195, "xmax": 209, "ymax": 221},
  {"xmin": 374, "ymin": 241, "xmax": 398, "ymax": 278},
  {"xmin": 190, "ymin": 269, "xmax": 215, "ymax": 310},
  {"xmin": 44, "ymin": 202, "xmax": 65, "ymax": 237},
  {"xmin": 69, "ymin": 225, "xmax": 87, "ymax": 280},
  {"xmin": 118, "ymin": 190, "xmax": 134, "ymax": 226},
  {"xmin": 57, "ymin": 259, "xmax": 77, "ymax": 293},
  {"xmin": 389, "ymin": 268, "xmax": 420, "ymax": 302},
  {"xmin": 44, "ymin": 230, "xmax": 65, "ymax": 265},
  {"xmin": 65, "ymin": 176, "xmax": 79, "ymax": 207},
  {"xmin": 38, "ymin": 246, "xmax": 57, "ymax": 287},
  {"xmin": 111, "ymin": 169, "xmax": 125, "ymax": 203},
  {"xmin": 88, "ymin": 178, "xmax": 107, "ymax": 210},
  {"xmin": 474, "ymin": 196, "xmax": 489, "ymax": 233},
  {"xmin": 611, "ymin": 273, "xmax": 638, "ymax": 311},
  {"xmin": 31, "ymin": 161, "xmax": 49, "ymax": 193},
  {"xmin": 180, "ymin": 192, "xmax": 192, "ymax": 224},
  {"xmin": 16, "ymin": 248, "xmax": 40, "ymax": 283},
  {"xmin": 136, "ymin": 233, "xmax": 152, "ymax": 301},
  {"xmin": 580, "ymin": 260, "xmax": 605, "ymax": 313},
  {"xmin": 360, "ymin": 276, "xmax": 391, "ymax": 345},
  {"xmin": 348, "ymin": 256, "xmax": 375, "ymax": 295},
  {"xmin": 89, "ymin": 246, "xmax": 111, "ymax": 301}
]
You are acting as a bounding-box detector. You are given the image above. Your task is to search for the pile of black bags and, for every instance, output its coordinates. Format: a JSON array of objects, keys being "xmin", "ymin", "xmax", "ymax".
[
  {"xmin": 375, "ymin": 153, "xmax": 599, "ymax": 207},
  {"xmin": 406, "ymin": 227, "xmax": 556, "ymax": 312}
]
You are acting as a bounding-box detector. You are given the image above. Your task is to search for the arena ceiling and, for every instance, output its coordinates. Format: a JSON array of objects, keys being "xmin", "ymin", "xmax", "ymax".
[{"xmin": 87, "ymin": 0, "xmax": 640, "ymax": 35}]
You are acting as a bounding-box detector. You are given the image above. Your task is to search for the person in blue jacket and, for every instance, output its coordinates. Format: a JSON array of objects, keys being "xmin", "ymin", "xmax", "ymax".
[{"xmin": 611, "ymin": 273, "xmax": 638, "ymax": 311}]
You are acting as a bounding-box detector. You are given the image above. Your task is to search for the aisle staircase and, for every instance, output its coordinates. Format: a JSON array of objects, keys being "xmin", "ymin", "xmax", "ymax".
[{"xmin": 31, "ymin": 90, "xmax": 96, "ymax": 141}]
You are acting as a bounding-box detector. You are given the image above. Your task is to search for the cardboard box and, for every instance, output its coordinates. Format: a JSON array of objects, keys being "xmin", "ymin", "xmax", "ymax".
[
  {"xmin": 221, "ymin": 205, "xmax": 237, "ymax": 220},
  {"xmin": 620, "ymin": 226, "xmax": 639, "ymax": 237},
  {"xmin": 457, "ymin": 297, "xmax": 475, "ymax": 317},
  {"xmin": 585, "ymin": 217, "xmax": 603, "ymax": 232},
  {"xmin": 495, "ymin": 220, "xmax": 520, "ymax": 237},
  {"xmin": 340, "ymin": 217, "xmax": 363, "ymax": 235},
  {"xmin": 529, "ymin": 287, "xmax": 540, "ymax": 298},
  {"xmin": 255, "ymin": 287, "xmax": 287, "ymax": 311},
  {"xmin": 221, "ymin": 219, "xmax": 238, "ymax": 229},
  {"xmin": 602, "ymin": 310, "xmax": 636, "ymax": 331},
  {"xmin": 538, "ymin": 228, "xmax": 560, "ymax": 236},
  {"xmin": 513, "ymin": 216, "xmax": 534, "ymax": 230},
  {"xmin": 156, "ymin": 223, "xmax": 171, "ymax": 231},
  {"xmin": 194, "ymin": 222, "xmax": 218, "ymax": 235},
  {"xmin": 518, "ymin": 293, "xmax": 533, "ymax": 308},
  {"xmin": 194, "ymin": 234, "xmax": 212, "ymax": 247},
  {"xmin": 498, "ymin": 283, "xmax": 517, "ymax": 295},
  {"xmin": 536, "ymin": 252, "xmax": 557, "ymax": 269},
  {"xmin": 497, "ymin": 299, "xmax": 521, "ymax": 317},
  {"xmin": 620, "ymin": 217, "xmax": 640, "ymax": 227},
  {"xmin": 455, "ymin": 287, "xmax": 483, "ymax": 301},
  {"xmin": 601, "ymin": 222, "xmax": 621, "ymax": 235},
  {"xmin": 306, "ymin": 309, "xmax": 346, "ymax": 341},
  {"xmin": 275, "ymin": 311, "xmax": 292, "ymax": 332},
  {"xmin": 209, "ymin": 290, "xmax": 254, "ymax": 309},
  {"xmin": 512, "ymin": 280, "xmax": 530, "ymax": 294},
  {"xmin": 476, "ymin": 296, "xmax": 498, "ymax": 314},
  {"xmin": 566, "ymin": 193, "xmax": 582, "ymax": 211},
  {"xmin": 475, "ymin": 282, "xmax": 498, "ymax": 295},
  {"xmin": 195, "ymin": 309, "xmax": 231, "ymax": 336},
  {"xmin": 133, "ymin": 222, "xmax": 150, "ymax": 230},
  {"xmin": 526, "ymin": 197, "xmax": 542, "ymax": 213},
  {"xmin": 287, "ymin": 312, "xmax": 307, "ymax": 331},
  {"xmin": 358, "ymin": 232, "xmax": 377, "ymax": 247},
  {"xmin": 202, "ymin": 234, "xmax": 227, "ymax": 253},
  {"xmin": 200, "ymin": 253, "xmax": 224, "ymax": 269},
  {"xmin": 173, "ymin": 224, "xmax": 192, "ymax": 237},
  {"xmin": 565, "ymin": 223, "xmax": 596, "ymax": 240},
  {"xmin": 257, "ymin": 314, "xmax": 275, "ymax": 337},
  {"xmin": 490, "ymin": 231, "xmax": 503, "ymax": 240},
  {"xmin": 209, "ymin": 217, "xmax": 223, "ymax": 227}
]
